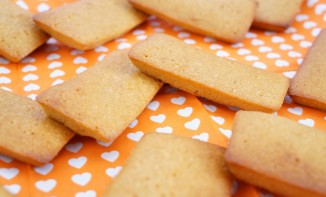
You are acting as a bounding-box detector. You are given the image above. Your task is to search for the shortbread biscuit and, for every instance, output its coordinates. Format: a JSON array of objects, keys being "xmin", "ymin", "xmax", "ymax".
[
  {"xmin": 226, "ymin": 111, "xmax": 326, "ymax": 197},
  {"xmin": 37, "ymin": 50, "xmax": 162, "ymax": 142},
  {"xmin": 0, "ymin": 0, "xmax": 49, "ymax": 62},
  {"xmin": 289, "ymin": 29, "xmax": 326, "ymax": 111},
  {"xmin": 104, "ymin": 133, "xmax": 233, "ymax": 197},
  {"xmin": 0, "ymin": 89, "xmax": 74, "ymax": 166},
  {"xmin": 129, "ymin": 33, "xmax": 290, "ymax": 112},
  {"xmin": 253, "ymin": 0, "xmax": 304, "ymax": 31},
  {"xmin": 129, "ymin": 0, "xmax": 257, "ymax": 43},
  {"xmin": 33, "ymin": 0, "xmax": 146, "ymax": 50}
]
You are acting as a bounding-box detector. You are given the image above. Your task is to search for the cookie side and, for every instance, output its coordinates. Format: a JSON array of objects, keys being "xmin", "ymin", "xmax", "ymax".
[
  {"xmin": 226, "ymin": 111, "xmax": 326, "ymax": 197},
  {"xmin": 289, "ymin": 29, "xmax": 326, "ymax": 111},
  {"xmin": 129, "ymin": 33, "xmax": 289, "ymax": 112}
]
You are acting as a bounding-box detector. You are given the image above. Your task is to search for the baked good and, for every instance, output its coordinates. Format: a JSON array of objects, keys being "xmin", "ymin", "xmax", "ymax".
[
  {"xmin": 104, "ymin": 133, "xmax": 233, "ymax": 197},
  {"xmin": 253, "ymin": 0, "xmax": 304, "ymax": 31},
  {"xmin": 129, "ymin": 33, "xmax": 290, "ymax": 112},
  {"xmin": 0, "ymin": 0, "xmax": 49, "ymax": 62},
  {"xmin": 225, "ymin": 111, "xmax": 326, "ymax": 197},
  {"xmin": 33, "ymin": 0, "xmax": 147, "ymax": 50},
  {"xmin": 129, "ymin": 0, "xmax": 257, "ymax": 43},
  {"xmin": 37, "ymin": 50, "xmax": 162, "ymax": 142},
  {"xmin": 0, "ymin": 89, "xmax": 74, "ymax": 166},
  {"xmin": 289, "ymin": 29, "xmax": 326, "ymax": 111}
]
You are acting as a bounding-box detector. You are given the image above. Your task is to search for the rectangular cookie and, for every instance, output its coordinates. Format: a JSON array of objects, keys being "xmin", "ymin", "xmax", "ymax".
[
  {"xmin": 129, "ymin": 0, "xmax": 257, "ymax": 43},
  {"xmin": 289, "ymin": 29, "xmax": 326, "ymax": 111},
  {"xmin": 33, "ymin": 0, "xmax": 146, "ymax": 50},
  {"xmin": 104, "ymin": 133, "xmax": 233, "ymax": 197},
  {"xmin": 0, "ymin": 89, "xmax": 74, "ymax": 166},
  {"xmin": 37, "ymin": 50, "xmax": 162, "ymax": 142},
  {"xmin": 225, "ymin": 111, "xmax": 326, "ymax": 197},
  {"xmin": 0, "ymin": 0, "xmax": 49, "ymax": 62},
  {"xmin": 129, "ymin": 33, "xmax": 290, "ymax": 112},
  {"xmin": 253, "ymin": 0, "xmax": 304, "ymax": 31}
]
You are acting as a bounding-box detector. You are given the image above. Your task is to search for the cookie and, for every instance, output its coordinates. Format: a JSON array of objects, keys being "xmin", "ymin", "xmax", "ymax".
[
  {"xmin": 129, "ymin": 33, "xmax": 290, "ymax": 112},
  {"xmin": 253, "ymin": 0, "xmax": 304, "ymax": 31},
  {"xmin": 129, "ymin": 0, "xmax": 257, "ymax": 43},
  {"xmin": 289, "ymin": 29, "xmax": 326, "ymax": 111},
  {"xmin": 104, "ymin": 133, "xmax": 233, "ymax": 197},
  {"xmin": 37, "ymin": 50, "xmax": 162, "ymax": 142},
  {"xmin": 225, "ymin": 111, "xmax": 326, "ymax": 197},
  {"xmin": 0, "ymin": 0, "xmax": 49, "ymax": 62},
  {"xmin": 33, "ymin": 0, "xmax": 147, "ymax": 50},
  {"xmin": 0, "ymin": 89, "xmax": 74, "ymax": 166}
]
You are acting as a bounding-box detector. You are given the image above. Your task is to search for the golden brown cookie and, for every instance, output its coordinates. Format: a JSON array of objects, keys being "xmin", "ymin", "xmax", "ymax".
[
  {"xmin": 0, "ymin": 89, "xmax": 74, "ymax": 166},
  {"xmin": 129, "ymin": 33, "xmax": 290, "ymax": 112},
  {"xmin": 253, "ymin": 0, "xmax": 304, "ymax": 31},
  {"xmin": 226, "ymin": 111, "xmax": 326, "ymax": 197},
  {"xmin": 289, "ymin": 29, "xmax": 326, "ymax": 111},
  {"xmin": 104, "ymin": 133, "xmax": 233, "ymax": 197},
  {"xmin": 0, "ymin": 0, "xmax": 49, "ymax": 62},
  {"xmin": 37, "ymin": 50, "xmax": 162, "ymax": 142},
  {"xmin": 129, "ymin": 0, "xmax": 257, "ymax": 43},
  {"xmin": 34, "ymin": 0, "xmax": 147, "ymax": 50}
]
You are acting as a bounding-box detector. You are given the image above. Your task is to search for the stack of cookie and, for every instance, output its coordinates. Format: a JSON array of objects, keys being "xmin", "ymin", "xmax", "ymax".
[{"xmin": 1, "ymin": 0, "xmax": 304, "ymax": 61}]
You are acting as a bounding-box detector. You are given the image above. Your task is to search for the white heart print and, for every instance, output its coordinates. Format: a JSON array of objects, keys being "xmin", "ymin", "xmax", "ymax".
[
  {"xmin": 66, "ymin": 142, "xmax": 83, "ymax": 153},
  {"xmin": 76, "ymin": 66, "xmax": 88, "ymax": 74},
  {"xmin": 0, "ymin": 76, "xmax": 11, "ymax": 84},
  {"xmin": 0, "ymin": 66, "xmax": 10, "ymax": 74},
  {"xmin": 147, "ymin": 101, "xmax": 160, "ymax": 111},
  {"xmin": 47, "ymin": 53, "xmax": 61, "ymax": 60},
  {"xmin": 73, "ymin": 56, "xmax": 88, "ymax": 64},
  {"xmin": 101, "ymin": 151, "xmax": 119, "ymax": 162},
  {"xmin": 127, "ymin": 131, "xmax": 144, "ymax": 141},
  {"xmin": 184, "ymin": 118, "xmax": 200, "ymax": 130},
  {"xmin": 203, "ymin": 104, "xmax": 217, "ymax": 112},
  {"xmin": 219, "ymin": 128, "xmax": 232, "ymax": 138},
  {"xmin": 23, "ymin": 74, "xmax": 39, "ymax": 81},
  {"xmin": 298, "ymin": 119, "xmax": 315, "ymax": 127},
  {"xmin": 23, "ymin": 83, "xmax": 40, "ymax": 92},
  {"xmin": 34, "ymin": 163, "xmax": 54, "ymax": 175},
  {"xmin": 71, "ymin": 172, "xmax": 92, "ymax": 186},
  {"xmin": 75, "ymin": 190, "xmax": 97, "ymax": 197},
  {"xmin": 192, "ymin": 132, "xmax": 209, "ymax": 142},
  {"xmin": 156, "ymin": 126, "xmax": 173, "ymax": 134},
  {"xmin": 106, "ymin": 166, "xmax": 122, "ymax": 178},
  {"xmin": 68, "ymin": 156, "xmax": 87, "ymax": 169},
  {"xmin": 3, "ymin": 184, "xmax": 21, "ymax": 195},
  {"xmin": 0, "ymin": 154, "xmax": 13, "ymax": 163},
  {"xmin": 48, "ymin": 61, "xmax": 63, "ymax": 69},
  {"xmin": 35, "ymin": 179, "xmax": 56, "ymax": 193},
  {"xmin": 287, "ymin": 107, "xmax": 303, "ymax": 116},
  {"xmin": 22, "ymin": 65, "xmax": 37, "ymax": 72},
  {"xmin": 37, "ymin": 3, "xmax": 50, "ymax": 12},
  {"xmin": 171, "ymin": 96, "xmax": 186, "ymax": 105},
  {"xmin": 50, "ymin": 70, "xmax": 65, "ymax": 78},
  {"xmin": 21, "ymin": 57, "xmax": 35, "ymax": 63},
  {"xmin": 96, "ymin": 140, "xmax": 113, "ymax": 147},
  {"xmin": 51, "ymin": 79, "xmax": 64, "ymax": 86},
  {"xmin": 210, "ymin": 116, "xmax": 225, "ymax": 125},
  {"xmin": 150, "ymin": 114, "xmax": 166, "ymax": 123},
  {"xmin": 128, "ymin": 119, "xmax": 138, "ymax": 128},
  {"xmin": 177, "ymin": 107, "xmax": 193, "ymax": 117},
  {"xmin": 0, "ymin": 168, "xmax": 19, "ymax": 180}
]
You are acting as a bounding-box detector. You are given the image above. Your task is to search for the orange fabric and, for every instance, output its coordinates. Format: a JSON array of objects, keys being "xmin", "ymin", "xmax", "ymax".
[{"xmin": 0, "ymin": 0, "xmax": 325, "ymax": 196}]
